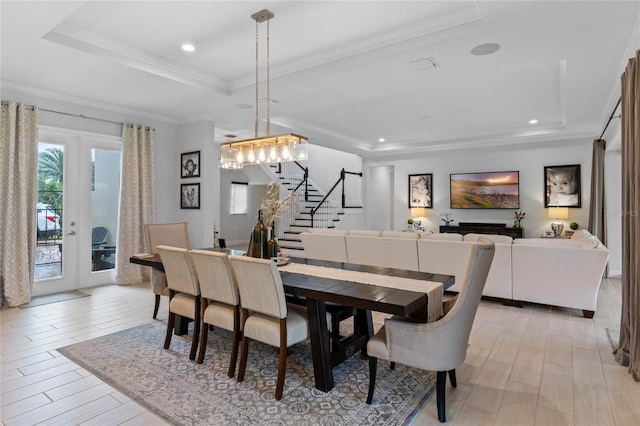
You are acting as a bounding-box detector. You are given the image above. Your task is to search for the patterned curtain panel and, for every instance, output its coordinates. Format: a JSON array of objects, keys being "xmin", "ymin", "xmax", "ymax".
[
  {"xmin": 616, "ymin": 49, "xmax": 640, "ymax": 381},
  {"xmin": 0, "ymin": 101, "xmax": 39, "ymax": 307},
  {"xmin": 115, "ymin": 123, "xmax": 156, "ymax": 285}
]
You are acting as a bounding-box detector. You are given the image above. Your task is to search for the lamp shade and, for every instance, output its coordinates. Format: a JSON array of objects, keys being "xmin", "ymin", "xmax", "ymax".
[{"xmin": 548, "ymin": 207, "xmax": 569, "ymax": 219}]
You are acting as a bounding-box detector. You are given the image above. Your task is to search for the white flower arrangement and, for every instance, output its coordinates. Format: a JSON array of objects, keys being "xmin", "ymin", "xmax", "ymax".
[
  {"xmin": 441, "ymin": 212, "xmax": 454, "ymax": 224},
  {"xmin": 260, "ymin": 183, "xmax": 298, "ymax": 228}
]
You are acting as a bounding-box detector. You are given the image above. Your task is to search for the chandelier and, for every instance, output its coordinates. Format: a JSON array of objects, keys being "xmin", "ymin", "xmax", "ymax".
[{"xmin": 219, "ymin": 9, "xmax": 308, "ymax": 170}]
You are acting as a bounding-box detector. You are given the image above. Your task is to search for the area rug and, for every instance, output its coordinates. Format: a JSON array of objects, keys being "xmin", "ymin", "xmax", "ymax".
[
  {"xmin": 19, "ymin": 290, "xmax": 89, "ymax": 308},
  {"xmin": 58, "ymin": 321, "xmax": 435, "ymax": 425}
]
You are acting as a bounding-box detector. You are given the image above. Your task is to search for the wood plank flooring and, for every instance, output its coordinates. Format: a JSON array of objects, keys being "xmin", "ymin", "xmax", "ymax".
[{"xmin": 2, "ymin": 276, "xmax": 639, "ymax": 425}]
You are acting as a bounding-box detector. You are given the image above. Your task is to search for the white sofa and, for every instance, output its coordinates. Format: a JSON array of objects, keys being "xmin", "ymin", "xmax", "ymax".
[
  {"xmin": 511, "ymin": 235, "xmax": 609, "ymax": 318},
  {"xmin": 299, "ymin": 229, "xmax": 609, "ymax": 317}
]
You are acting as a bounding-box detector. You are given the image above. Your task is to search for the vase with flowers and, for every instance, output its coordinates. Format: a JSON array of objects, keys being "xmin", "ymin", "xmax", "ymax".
[
  {"xmin": 441, "ymin": 212, "xmax": 454, "ymax": 226},
  {"xmin": 513, "ymin": 210, "xmax": 526, "ymax": 228},
  {"xmin": 252, "ymin": 183, "xmax": 298, "ymax": 259}
]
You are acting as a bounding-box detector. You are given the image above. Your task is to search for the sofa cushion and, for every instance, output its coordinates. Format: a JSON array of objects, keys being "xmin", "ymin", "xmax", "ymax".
[
  {"xmin": 420, "ymin": 233, "xmax": 463, "ymax": 241},
  {"xmin": 348, "ymin": 229, "xmax": 382, "ymax": 237},
  {"xmin": 299, "ymin": 232, "xmax": 348, "ymax": 262},
  {"xmin": 381, "ymin": 230, "xmax": 419, "ymax": 239},
  {"xmin": 346, "ymin": 235, "xmax": 419, "ymax": 271},
  {"xmin": 463, "ymin": 233, "xmax": 513, "ymax": 244},
  {"xmin": 571, "ymin": 229, "xmax": 603, "ymax": 248},
  {"xmin": 308, "ymin": 228, "xmax": 348, "ymax": 235},
  {"xmin": 512, "ymin": 238, "xmax": 597, "ymax": 249}
]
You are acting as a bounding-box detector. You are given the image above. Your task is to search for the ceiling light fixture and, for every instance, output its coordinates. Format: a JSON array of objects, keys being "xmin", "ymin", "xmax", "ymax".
[
  {"xmin": 181, "ymin": 43, "xmax": 195, "ymax": 52},
  {"xmin": 529, "ymin": 119, "xmax": 538, "ymax": 125},
  {"xmin": 378, "ymin": 138, "xmax": 385, "ymax": 143},
  {"xmin": 219, "ymin": 9, "xmax": 308, "ymax": 169}
]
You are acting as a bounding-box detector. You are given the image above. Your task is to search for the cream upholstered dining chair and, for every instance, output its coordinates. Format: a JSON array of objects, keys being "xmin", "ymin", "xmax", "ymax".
[
  {"xmin": 366, "ymin": 237, "xmax": 495, "ymax": 423},
  {"xmin": 144, "ymin": 222, "xmax": 190, "ymax": 319},
  {"xmin": 229, "ymin": 255, "xmax": 309, "ymax": 400},
  {"xmin": 190, "ymin": 250, "xmax": 242, "ymax": 377},
  {"xmin": 156, "ymin": 245, "xmax": 201, "ymax": 361}
]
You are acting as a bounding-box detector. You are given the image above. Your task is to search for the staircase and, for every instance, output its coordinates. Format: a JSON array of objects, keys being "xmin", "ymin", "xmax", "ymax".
[{"xmin": 268, "ymin": 163, "xmax": 345, "ymax": 256}]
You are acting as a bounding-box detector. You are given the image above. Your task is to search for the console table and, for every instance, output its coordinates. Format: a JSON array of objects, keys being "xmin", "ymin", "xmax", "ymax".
[{"xmin": 440, "ymin": 224, "xmax": 524, "ymax": 238}]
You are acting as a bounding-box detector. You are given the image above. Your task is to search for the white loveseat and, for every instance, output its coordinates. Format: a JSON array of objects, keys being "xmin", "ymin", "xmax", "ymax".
[{"xmin": 299, "ymin": 228, "xmax": 609, "ymax": 317}]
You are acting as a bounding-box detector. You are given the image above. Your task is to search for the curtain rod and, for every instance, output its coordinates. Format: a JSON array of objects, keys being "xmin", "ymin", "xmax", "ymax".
[
  {"xmin": 599, "ymin": 97, "xmax": 621, "ymax": 140},
  {"xmin": 1, "ymin": 101, "xmax": 154, "ymax": 130}
]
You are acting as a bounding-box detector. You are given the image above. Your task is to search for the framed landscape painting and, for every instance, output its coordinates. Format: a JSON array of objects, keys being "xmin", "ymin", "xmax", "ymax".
[
  {"xmin": 544, "ymin": 164, "xmax": 581, "ymax": 207},
  {"xmin": 408, "ymin": 174, "xmax": 433, "ymax": 208},
  {"xmin": 450, "ymin": 171, "xmax": 519, "ymax": 209}
]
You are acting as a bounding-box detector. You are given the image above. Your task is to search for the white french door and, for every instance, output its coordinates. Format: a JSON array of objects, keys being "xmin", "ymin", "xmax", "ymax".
[{"xmin": 34, "ymin": 126, "xmax": 121, "ymax": 296}]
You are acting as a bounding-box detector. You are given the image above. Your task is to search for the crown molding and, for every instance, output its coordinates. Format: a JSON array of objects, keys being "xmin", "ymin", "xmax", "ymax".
[
  {"xmin": 43, "ymin": 23, "xmax": 230, "ymax": 95},
  {"xmin": 1, "ymin": 80, "xmax": 179, "ymax": 125}
]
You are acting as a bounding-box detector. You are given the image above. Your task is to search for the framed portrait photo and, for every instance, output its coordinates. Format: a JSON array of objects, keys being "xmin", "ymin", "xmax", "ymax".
[
  {"xmin": 181, "ymin": 151, "xmax": 200, "ymax": 178},
  {"xmin": 408, "ymin": 173, "xmax": 433, "ymax": 208},
  {"xmin": 544, "ymin": 164, "xmax": 581, "ymax": 208},
  {"xmin": 180, "ymin": 183, "xmax": 200, "ymax": 209}
]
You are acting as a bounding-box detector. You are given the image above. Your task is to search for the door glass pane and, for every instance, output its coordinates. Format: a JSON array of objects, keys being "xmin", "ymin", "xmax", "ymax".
[
  {"xmin": 91, "ymin": 148, "xmax": 121, "ymax": 271},
  {"xmin": 36, "ymin": 143, "xmax": 64, "ymax": 280}
]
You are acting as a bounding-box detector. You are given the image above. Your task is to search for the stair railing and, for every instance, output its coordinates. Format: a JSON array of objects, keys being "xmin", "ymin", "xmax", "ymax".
[{"xmin": 309, "ymin": 168, "xmax": 362, "ymax": 228}]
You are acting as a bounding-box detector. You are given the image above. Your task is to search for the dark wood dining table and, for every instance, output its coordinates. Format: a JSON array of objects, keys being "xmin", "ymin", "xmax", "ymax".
[
  {"xmin": 279, "ymin": 258, "xmax": 454, "ymax": 392},
  {"xmin": 130, "ymin": 251, "xmax": 454, "ymax": 393}
]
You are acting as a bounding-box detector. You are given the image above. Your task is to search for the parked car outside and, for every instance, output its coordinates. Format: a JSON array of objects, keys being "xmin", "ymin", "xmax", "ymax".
[{"xmin": 37, "ymin": 203, "xmax": 61, "ymax": 238}]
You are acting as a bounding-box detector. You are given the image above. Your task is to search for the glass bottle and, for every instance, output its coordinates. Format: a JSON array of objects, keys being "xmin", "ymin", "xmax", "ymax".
[
  {"xmin": 267, "ymin": 220, "xmax": 280, "ymax": 259},
  {"xmin": 250, "ymin": 210, "xmax": 268, "ymax": 258}
]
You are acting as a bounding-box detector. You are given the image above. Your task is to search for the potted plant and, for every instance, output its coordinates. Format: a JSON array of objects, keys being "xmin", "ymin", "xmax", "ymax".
[{"xmin": 566, "ymin": 222, "xmax": 579, "ymax": 237}]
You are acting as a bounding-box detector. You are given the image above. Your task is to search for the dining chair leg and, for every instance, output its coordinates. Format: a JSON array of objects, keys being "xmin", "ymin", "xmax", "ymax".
[
  {"xmin": 227, "ymin": 307, "xmax": 241, "ymax": 378},
  {"xmin": 189, "ymin": 297, "xmax": 201, "ymax": 361},
  {"xmin": 366, "ymin": 356, "xmax": 378, "ymax": 404},
  {"xmin": 164, "ymin": 311, "xmax": 175, "ymax": 349},
  {"xmin": 448, "ymin": 369, "xmax": 457, "ymax": 387},
  {"xmin": 153, "ymin": 295, "xmax": 161, "ymax": 319},
  {"xmin": 238, "ymin": 339, "xmax": 249, "ymax": 382},
  {"xmin": 275, "ymin": 319, "xmax": 287, "ymax": 400},
  {"xmin": 197, "ymin": 300, "xmax": 209, "ymax": 364},
  {"xmin": 437, "ymin": 370, "xmax": 447, "ymax": 423},
  {"xmin": 390, "ymin": 361, "xmax": 396, "ymax": 370}
]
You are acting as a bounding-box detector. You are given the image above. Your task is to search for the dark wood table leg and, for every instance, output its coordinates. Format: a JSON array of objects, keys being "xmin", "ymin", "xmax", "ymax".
[
  {"xmin": 306, "ymin": 297, "xmax": 334, "ymax": 392},
  {"xmin": 174, "ymin": 315, "xmax": 190, "ymax": 336},
  {"xmin": 355, "ymin": 308, "xmax": 374, "ymax": 357}
]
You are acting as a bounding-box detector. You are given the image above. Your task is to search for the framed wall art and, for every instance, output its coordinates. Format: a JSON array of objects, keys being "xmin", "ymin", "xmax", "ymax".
[
  {"xmin": 181, "ymin": 151, "xmax": 200, "ymax": 178},
  {"xmin": 544, "ymin": 164, "xmax": 581, "ymax": 207},
  {"xmin": 450, "ymin": 171, "xmax": 519, "ymax": 209},
  {"xmin": 408, "ymin": 173, "xmax": 433, "ymax": 208},
  {"xmin": 180, "ymin": 183, "xmax": 200, "ymax": 209}
]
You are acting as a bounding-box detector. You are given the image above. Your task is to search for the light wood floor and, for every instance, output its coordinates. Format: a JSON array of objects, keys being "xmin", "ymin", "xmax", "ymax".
[{"xmin": 1, "ymin": 276, "xmax": 639, "ymax": 425}]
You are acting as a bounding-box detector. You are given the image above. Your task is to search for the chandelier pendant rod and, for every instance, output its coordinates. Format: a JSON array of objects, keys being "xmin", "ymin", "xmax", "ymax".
[
  {"xmin": 255, "ymin": 18, "xmax": 259, "ymax": 138},
  {"xmin": 267, "ymin": 19, "xmax": 271, "ymax": 136}
]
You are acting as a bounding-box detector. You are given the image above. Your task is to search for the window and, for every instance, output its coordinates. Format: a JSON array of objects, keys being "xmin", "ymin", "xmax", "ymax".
[{"xmin": 230, "ymin": 182, "xmax": 248, "ymax": 214}]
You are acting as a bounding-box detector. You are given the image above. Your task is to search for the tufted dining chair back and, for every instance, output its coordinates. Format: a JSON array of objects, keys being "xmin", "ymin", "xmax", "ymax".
[{"xmin": 366, "ymin": 237, "xmax": 495, "ymax": 422}]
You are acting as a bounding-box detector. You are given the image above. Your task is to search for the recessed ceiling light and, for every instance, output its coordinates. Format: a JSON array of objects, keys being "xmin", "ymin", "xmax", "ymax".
[
  {"xmin": 471, "ymin": 43, "xmax": 500, "ymax": 56},
  {"xmin": 378, "ymin": 138, "xmax": 385, "ymax": 143},
  {"xmin": 529, "ymin": 119, "xmax": 538, "ymax": 125},
  {"xmin": 181, "ymin": 43, "xmax": 195, "ymax": 52}
]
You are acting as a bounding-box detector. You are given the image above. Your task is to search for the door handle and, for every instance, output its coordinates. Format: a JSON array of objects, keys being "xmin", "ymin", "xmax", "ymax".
[{"xmin": 66, "ymin": 231, "xmax": 76, "ymax": 236}]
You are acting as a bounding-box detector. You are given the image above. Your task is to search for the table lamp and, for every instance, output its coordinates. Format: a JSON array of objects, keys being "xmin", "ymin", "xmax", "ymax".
[{"xmin": 548, "ymin": 207, "xmax": 569, "ymax": 237}]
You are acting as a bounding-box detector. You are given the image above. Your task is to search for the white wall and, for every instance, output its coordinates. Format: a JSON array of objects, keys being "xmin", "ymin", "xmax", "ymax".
[{"xmin": 366, "ymin": 141, "xmax": 594, "ymax": 237}]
